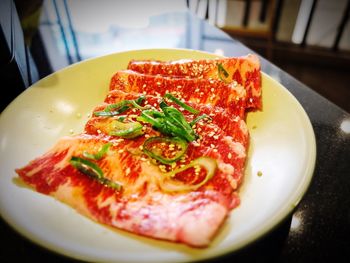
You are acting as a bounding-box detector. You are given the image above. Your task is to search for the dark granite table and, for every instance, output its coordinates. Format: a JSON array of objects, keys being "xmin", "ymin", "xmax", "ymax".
[{"xmin": 1, "ymin": 8, "xmax": 349, "ymax": 263}]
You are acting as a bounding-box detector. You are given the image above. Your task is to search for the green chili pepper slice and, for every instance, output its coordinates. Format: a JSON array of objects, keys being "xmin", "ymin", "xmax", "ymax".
[
  {"xmin": 108, "ymin": 120, "xmax": 144, "ymax": 139},
  {"xmin": 143, "ymin": 136, "xmax": 188, "ymax": 164},
  {"xmin": 159, "ymin": 157, "xmax": 217, "ymax": 192},
  {"xmin": 70, "ymin": 156, "xmax": 122, "ymax": 191},
  {"xmin": 83, "ymin": 142, "xmax": 111, "ymax": 160}
]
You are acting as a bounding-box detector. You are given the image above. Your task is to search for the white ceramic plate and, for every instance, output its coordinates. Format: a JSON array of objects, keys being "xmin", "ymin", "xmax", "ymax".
[{"xmin": 0, "ymin": 48, "xmax": 316, "ymax": 262}]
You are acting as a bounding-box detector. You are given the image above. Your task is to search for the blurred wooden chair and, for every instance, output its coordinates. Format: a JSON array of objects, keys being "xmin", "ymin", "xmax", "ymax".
[{"xmin": 187, "ymin": 0, "xmax": 279, "ymax": 58}]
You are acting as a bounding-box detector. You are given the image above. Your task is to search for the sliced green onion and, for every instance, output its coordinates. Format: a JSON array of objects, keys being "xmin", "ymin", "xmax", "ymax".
[
  {"xmin": 138, "ymin": 110, "xmax": 164, "ymax": 127},
  {"xmin": 139, "ymin": 105, "xmax": 197, "ymax": 142},
  {"xmin": 159, "ymin": 157, "xmax": 217, "ymax": 192},
  {"xmin": 94, "ymin": 104, "xmax": 129, "ymax": 117},
  {"xmin": 134, "ymin": 94, "xmax": 146, "ymax": 105},
  {"xmin": 117, "ymin": 115, "xmax": 127, "ymax": 122},
  {"xmin": 164, "ymin": 93, "xmax": 199, "ymax": 114},
  {"xmin": 94, "ymin": 96, "xmax": 148, "ymax": 117},
  {"xmin": 70, "ymin": 156, "xmax": 122, "ymax": 191},
  {"xmin": 189, "ymin": 114, "xmax": 211, "ymax": 126},
  {"xmin": 218, "ymin": 63, "xmax": 229, "ymax": 83},
  {"xmin": 83, "ymin": 143, "xmax": 111, "ymax": 160},
  {"xmin": 108, "ymin": 120, "xmax": 144, "ymax": 139},
  {"xmin": 161, "ymin": 106, "xmax": 197, "ymax": 141},
  {"xmin": 143, "ymin": 136, "xmax": 188, "ymax": 164}
]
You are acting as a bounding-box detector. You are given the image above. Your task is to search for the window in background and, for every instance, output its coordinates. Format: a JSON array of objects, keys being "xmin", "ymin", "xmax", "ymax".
[{"xmin": 39, "ymin": 0, "xmax": 188, "ymax": 71}]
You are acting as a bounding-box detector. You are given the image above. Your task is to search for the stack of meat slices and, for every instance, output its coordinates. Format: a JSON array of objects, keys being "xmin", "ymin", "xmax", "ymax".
[{"xmin": 16, "ymin": 54, "xmax": 261, "ymax": 247}]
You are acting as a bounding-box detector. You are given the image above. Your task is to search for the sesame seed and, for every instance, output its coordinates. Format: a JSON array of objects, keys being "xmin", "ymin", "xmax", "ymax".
[
  {"xmin": 125, "ymin": 168, "xmax": 131, "ymax": 175},
  {"xmin": 194, "ymin": 165, "xmax": 201, "ymax": 173},
  {"xmin": 228, "ymin": 153, "xmax": 232, "ymax": 159},
  {"xmin": 159, "ymin": 165, "xmax": 167, "ymax": 172},
  {"xmin": 213, "ymin": 135, "xmax": 219, "ymax": 140},
  {"xmin": 118, "ymin": 149, "xmax": 124, "ymax": 153}
]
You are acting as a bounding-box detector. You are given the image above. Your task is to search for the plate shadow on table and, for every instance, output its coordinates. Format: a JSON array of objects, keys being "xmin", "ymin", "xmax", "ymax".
[
  {"xmin": 205, "ymin": 215, "xmax": 292, "ymax": 263},
  {"xmin": 1, "ymin": 214, "xmax": 292, "ymax": 262}
]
